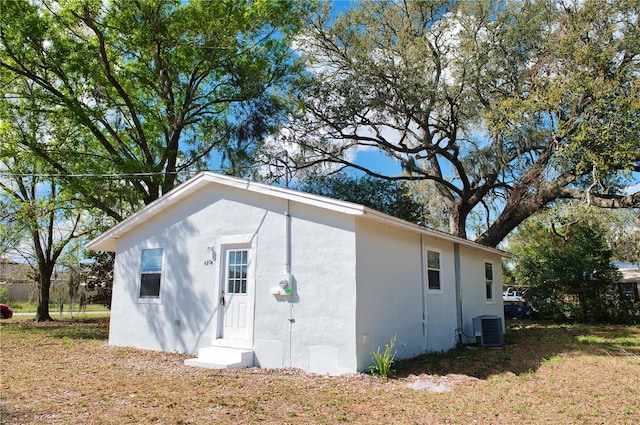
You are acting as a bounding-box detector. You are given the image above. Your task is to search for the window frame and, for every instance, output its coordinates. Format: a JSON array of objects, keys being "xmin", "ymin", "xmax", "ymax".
[
  {"xmin": 226, "ymin": 248, "xmax": 249, "ymax": 295},
  {"xmin": 425, "ymin": 249, "xmax": 443, "ymax": 293},
  {"xmin": 619, "ymin": 282, "xmax": 639, "ymax": 302},
  {"xmin": 138, "ymin": 248, "xmax": 164, "ymax": 304},
  {"xmin": 484, "ymin": 261, "xmax": 495, "ymax": 303}
]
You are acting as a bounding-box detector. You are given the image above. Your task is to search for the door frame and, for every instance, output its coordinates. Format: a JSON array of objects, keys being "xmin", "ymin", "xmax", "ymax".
[{"xmin": 212, "ymin": 234, "xmax": 256, "ymax": 349}]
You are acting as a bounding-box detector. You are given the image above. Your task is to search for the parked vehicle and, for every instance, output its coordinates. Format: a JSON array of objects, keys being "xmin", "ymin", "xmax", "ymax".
[
  {"xmin": 503, "ymin": 287, "xmax": 532, "ymax": 318},
  {"xmin": 504, "ymin": 300, "xmax": 532, "ymax": 317},
  {"xmin": 0, "ymin": 303, "xmax": 13, "ymax": 319}
]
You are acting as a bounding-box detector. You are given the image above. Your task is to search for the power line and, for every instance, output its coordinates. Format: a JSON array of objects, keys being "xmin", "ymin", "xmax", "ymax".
[
  {"xmin": 0, "ymin": 171, "xmax": 187, "ymax": 179},
  {"xmin": 0, "ymin": 160, "xmax": 293, "ymax": 180},
  {"xmin": 0, "ymin": 159, "xmax": 296, "ymax": 188},
  {"xmin": 0, "ymin": 167, "xmax": 255, "ymax": 179}
]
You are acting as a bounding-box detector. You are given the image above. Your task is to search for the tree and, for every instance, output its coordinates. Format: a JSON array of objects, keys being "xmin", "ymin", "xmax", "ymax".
[
  {"xmin": 299, "ymin": 172, "xmax": 427, "ymax": 224},
  {"xmin": 509, "ymin": 207, "xmax": 632, "ymax": 323},
  {"xmin": 601, "ymin": 209, "xmax": 640, "ymax": 265},
  {"xmin": 0, "ymin": 0, "xmax": 312, "ymax": 220},
  {"xmin": 0, "ymin": 78, "xmax": 92, "ymax": 321},
  {"xmin": 0, "ymin": 158, "xmax": 88, "ymax": 322},
  {"xmin": 79, "ymin": 250, "xmax": 114, "ymax": 309},
  {"xmin": 284, "ymin": 0, "xmax": 639, "ymax": 247}
]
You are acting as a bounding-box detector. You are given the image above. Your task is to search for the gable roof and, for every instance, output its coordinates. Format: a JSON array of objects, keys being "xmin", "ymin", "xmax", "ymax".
[{"xmin": 86, "ymin": 171, "xmax": 508, "ymax": 257}]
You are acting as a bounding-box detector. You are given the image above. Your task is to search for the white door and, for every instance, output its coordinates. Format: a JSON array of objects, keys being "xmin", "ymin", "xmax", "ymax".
[{"xmin": 218, "ymin": 247, "xmax": 251, "ymax": 343}]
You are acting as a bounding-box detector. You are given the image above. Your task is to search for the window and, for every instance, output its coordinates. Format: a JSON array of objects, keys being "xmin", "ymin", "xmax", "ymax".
[
  {"xmin": 426, "ymin": 250, "xmax": 441, "ymax": 291},
  {"xmin": 620, "ymin": 282, "xmax": 638, "ymax": 301},
  {"xmin": 227, "ymin": 249, "xmax": 248, "ymax": 294},
  {"xmin": 485, "ymin": 262, "xmax": 494, "ymax": 300},
  {"xmin": 140, "ymin": 248, "xmax": 163, "ymax": 298}
]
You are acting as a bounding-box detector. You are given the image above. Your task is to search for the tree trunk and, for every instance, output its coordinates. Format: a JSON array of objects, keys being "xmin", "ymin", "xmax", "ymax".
[
  {"xmin": 33, "ymin": 253, "xmax": 55, "ymax": 322},
  {"xmin": 448, "ymin": 208, "xmax": 467, "ymax": 240},
  {"xmin": 475, "ymin": 204, "xmax": 534, "ymax": 248},
  {"xmin": 34, "ymin": 272, "xmax": 53, "ymax": 322},
  {"xmin": 474, "ymin": 146, "xmax": 561, "ymax": 247},
  {"xmin": 451, "ymin": 203, "xmax": 475, "ymax": 240}
]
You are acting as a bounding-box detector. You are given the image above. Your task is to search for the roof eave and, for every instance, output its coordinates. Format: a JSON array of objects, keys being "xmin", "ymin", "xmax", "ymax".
[
  {"xmin": 86, "ymin": 171, "xmax": 510, "ymax": 258},
  {"xmin": 361, "ymin": 208, "xmax": 510, "ymax": 258},
  {"xmin": 86, "ymin": 171, "xmax": 367, "ymax": 253}
]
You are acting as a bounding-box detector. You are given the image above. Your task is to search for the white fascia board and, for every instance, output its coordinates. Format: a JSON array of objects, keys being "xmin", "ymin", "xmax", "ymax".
[
  {"xmin": 361, "ymin": 207, "xmax": 510, "ymax": 258},
  {"xmin": 87, "ymin": 171, "xmax": 509, "ymax": 257},
  {"xmin": 86, "ymin": 173, "xmax": 213, "ymax": 252},
  {"xmin": 207, "ymin": 172, "xmax": 366, "ymax": 216},
  {"xmin": 86, "ymin": 172, "xmax": 366, "ymax": 252}
]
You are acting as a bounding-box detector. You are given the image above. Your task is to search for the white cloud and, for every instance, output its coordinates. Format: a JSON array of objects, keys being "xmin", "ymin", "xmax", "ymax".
[{"xmin": 625, "ymin": 182, "xmax": 640, "ymax": 195}]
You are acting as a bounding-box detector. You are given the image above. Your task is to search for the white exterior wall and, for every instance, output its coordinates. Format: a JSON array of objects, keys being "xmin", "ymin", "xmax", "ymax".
[
  {"xmin": 353, "ymin": 221, "xmax": 504, "ymax": 372},
  {"xmin": 422, "ymin": 239, "xmax": 460, "ymax": 352},
  {"xmin": 101, "ymin": 172, "xmax": 507, "ymax": 375},
  {"xmin": 253, "ymin": 201, "xmax": 358, "ymax": 375},
  {"xmin": 109, "ymin": 185, "xmax": 283, "ymax": 354},
  {"xmin": 458, "ymin": 245, "xmax": 505, "ymax": 343},
  {"xmin": 354, "ymin": 220, "xmax": 425, "ymax": 372},
  {"xmin": 108, "ymin": 183, "xmax": 359, "ymax": 374}
]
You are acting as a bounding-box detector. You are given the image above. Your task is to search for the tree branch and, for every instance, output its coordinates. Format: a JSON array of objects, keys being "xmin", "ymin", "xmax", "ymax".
[{"xmin": 557, "ymin": 188, "xmax": 640, "ymax": 208}]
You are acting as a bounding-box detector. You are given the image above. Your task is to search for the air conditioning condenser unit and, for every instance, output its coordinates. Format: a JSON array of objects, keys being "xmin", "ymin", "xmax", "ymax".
[{"xmin": 473, "ymin": 315, "xmax": 504, "ymax": 347}]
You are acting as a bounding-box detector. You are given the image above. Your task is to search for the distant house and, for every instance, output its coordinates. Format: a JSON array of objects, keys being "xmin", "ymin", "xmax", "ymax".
[
  {"xmin": 0, "ymin": 259, "xmax": 37, "ymax": 302},
  {"xmin": 618, "ymin": 267, "xmax": 640, "ymax": 301},
  {"xmin": 87, "ymin": 172, "xmax": 508, "ymax": 375}
]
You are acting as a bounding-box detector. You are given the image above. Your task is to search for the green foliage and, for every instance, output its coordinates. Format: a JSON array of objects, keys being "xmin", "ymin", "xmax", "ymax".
[
  {"xmin": 0, "ymin": 77, "xmax": 94, "ymax": 321},
  {"xmin": 509, "ymin": 206, "xmax": 637, "ymax": 323},
  {"xmin": 599, "ymin": 209, "xmax": 640, "ymax": 264},
  {"xmin": 79, "ymin": 251, "xmax": 114, "ymax": 309},
  {"xmin": 1, "ymin": 0, "xmax": 314, "ymax": 319},
  {"xmin": 369, "ymin": 335, "xmax": 396, "ymax": 379},
  {"xmin": 289, "ymin": 0, "xmax": 640, "ymax": 247},
  {"xmin": 0, "ymin": 286, "xmax": 8, "ymax": 304},
  {"xmin": 299, "ymin": 173, "xmax": 426, "ymax": 224},
  {"xmin": 0, "ymin": 0, "xmax": 313, "ymax": 218}
]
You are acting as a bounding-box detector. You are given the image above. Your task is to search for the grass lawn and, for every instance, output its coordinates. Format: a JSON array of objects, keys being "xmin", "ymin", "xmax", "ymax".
[
  {"xmin": 6, "ymin": 302, "xmax": 108, "ymax": 313},
  {"xmin": 1, "ymin": 317, "xmax": 639, "ymax": 424}
]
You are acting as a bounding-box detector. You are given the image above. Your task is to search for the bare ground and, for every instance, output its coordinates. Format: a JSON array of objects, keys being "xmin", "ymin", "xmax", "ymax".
[{"xmin": 1, "ymin": 317, "xmax": 639, "ymax": 424}]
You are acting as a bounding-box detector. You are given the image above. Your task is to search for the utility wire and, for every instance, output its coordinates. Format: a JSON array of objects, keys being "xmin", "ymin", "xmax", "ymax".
[
  {"xmin": 0, "ymin": 171, "xmax": 188, "ymax": 179},
  {"xmin": 0, "ymin": 158, "xmax": 295, "ymax": 185},
  {"xmin": 0, "ymin": 158, "xmax": 294, "ymax": 180},
  {"xmin": 0, "ymin": 167, "xmax": 250, "ymax": 179}
]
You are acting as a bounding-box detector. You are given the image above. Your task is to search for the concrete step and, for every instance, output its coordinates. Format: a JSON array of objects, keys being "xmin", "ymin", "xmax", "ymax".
[{"xmin": 184, "ymin": 346, "xmax": 254, "ymax": 369}]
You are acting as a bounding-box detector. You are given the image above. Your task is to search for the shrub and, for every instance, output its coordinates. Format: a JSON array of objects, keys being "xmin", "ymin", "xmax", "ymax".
[
  {"xmin": 0, "ymin": 286, "xmax": 8, "ymax": 304},
  {"xmin": 369, "ymin": 335, "xmax": 396, "ymax": 379}
]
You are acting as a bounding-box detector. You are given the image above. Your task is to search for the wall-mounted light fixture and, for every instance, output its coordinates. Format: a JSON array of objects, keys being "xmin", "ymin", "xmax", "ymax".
[{"xmin": 206, "ymin": 244, "xmax": 216, "ymax": 263}]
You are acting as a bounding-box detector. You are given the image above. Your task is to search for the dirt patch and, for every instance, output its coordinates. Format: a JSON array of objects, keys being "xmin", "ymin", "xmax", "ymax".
[
  {"xmin": 406, "ymin": 373, "xmax": 479, "ymax": 392},
  {"xmin": 2, "ymin": 318, "xmax": 640, "ymax": 424}
]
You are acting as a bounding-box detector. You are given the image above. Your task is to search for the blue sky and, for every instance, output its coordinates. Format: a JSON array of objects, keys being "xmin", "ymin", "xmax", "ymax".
[{"xmin": 353, "ymin": 149, "xmax": 402, "ymax": 176}]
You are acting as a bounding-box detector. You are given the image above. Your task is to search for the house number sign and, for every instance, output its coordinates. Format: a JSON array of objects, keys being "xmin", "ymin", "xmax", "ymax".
[{"xmin": 204, "ymin": 259, "xmax": 214, "ymax": 266}]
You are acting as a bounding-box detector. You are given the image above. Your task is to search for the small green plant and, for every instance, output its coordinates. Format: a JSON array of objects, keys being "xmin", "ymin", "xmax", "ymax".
[
  {"xmin": 0, "ymin": 286, "xmax": 8, "ymax": 304},
  {"xmin": 369, "ymin": 335, "xmax": 397, "ymax": 378}
]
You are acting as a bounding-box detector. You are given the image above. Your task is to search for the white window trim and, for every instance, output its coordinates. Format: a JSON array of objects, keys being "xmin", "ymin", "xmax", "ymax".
[
  {"xmin": 425, "ymin": 247, "xmax": 444, "ymax": 294},
  {"xmin": 137, "ymin": 247, "xmax": 165, "ymax": 305},
  {"xmin": 484, "ymin": 260, "xmax": 496, "ymax": 304},
  {"xmin": 226, "ymin": 248, "xmax": 249, "ymax": 294}
]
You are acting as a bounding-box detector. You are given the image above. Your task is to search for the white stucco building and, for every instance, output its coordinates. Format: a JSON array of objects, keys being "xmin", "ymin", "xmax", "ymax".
[{"xmin": 87, "ymin": 172, "xmax": 507, "ymax": 375}]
